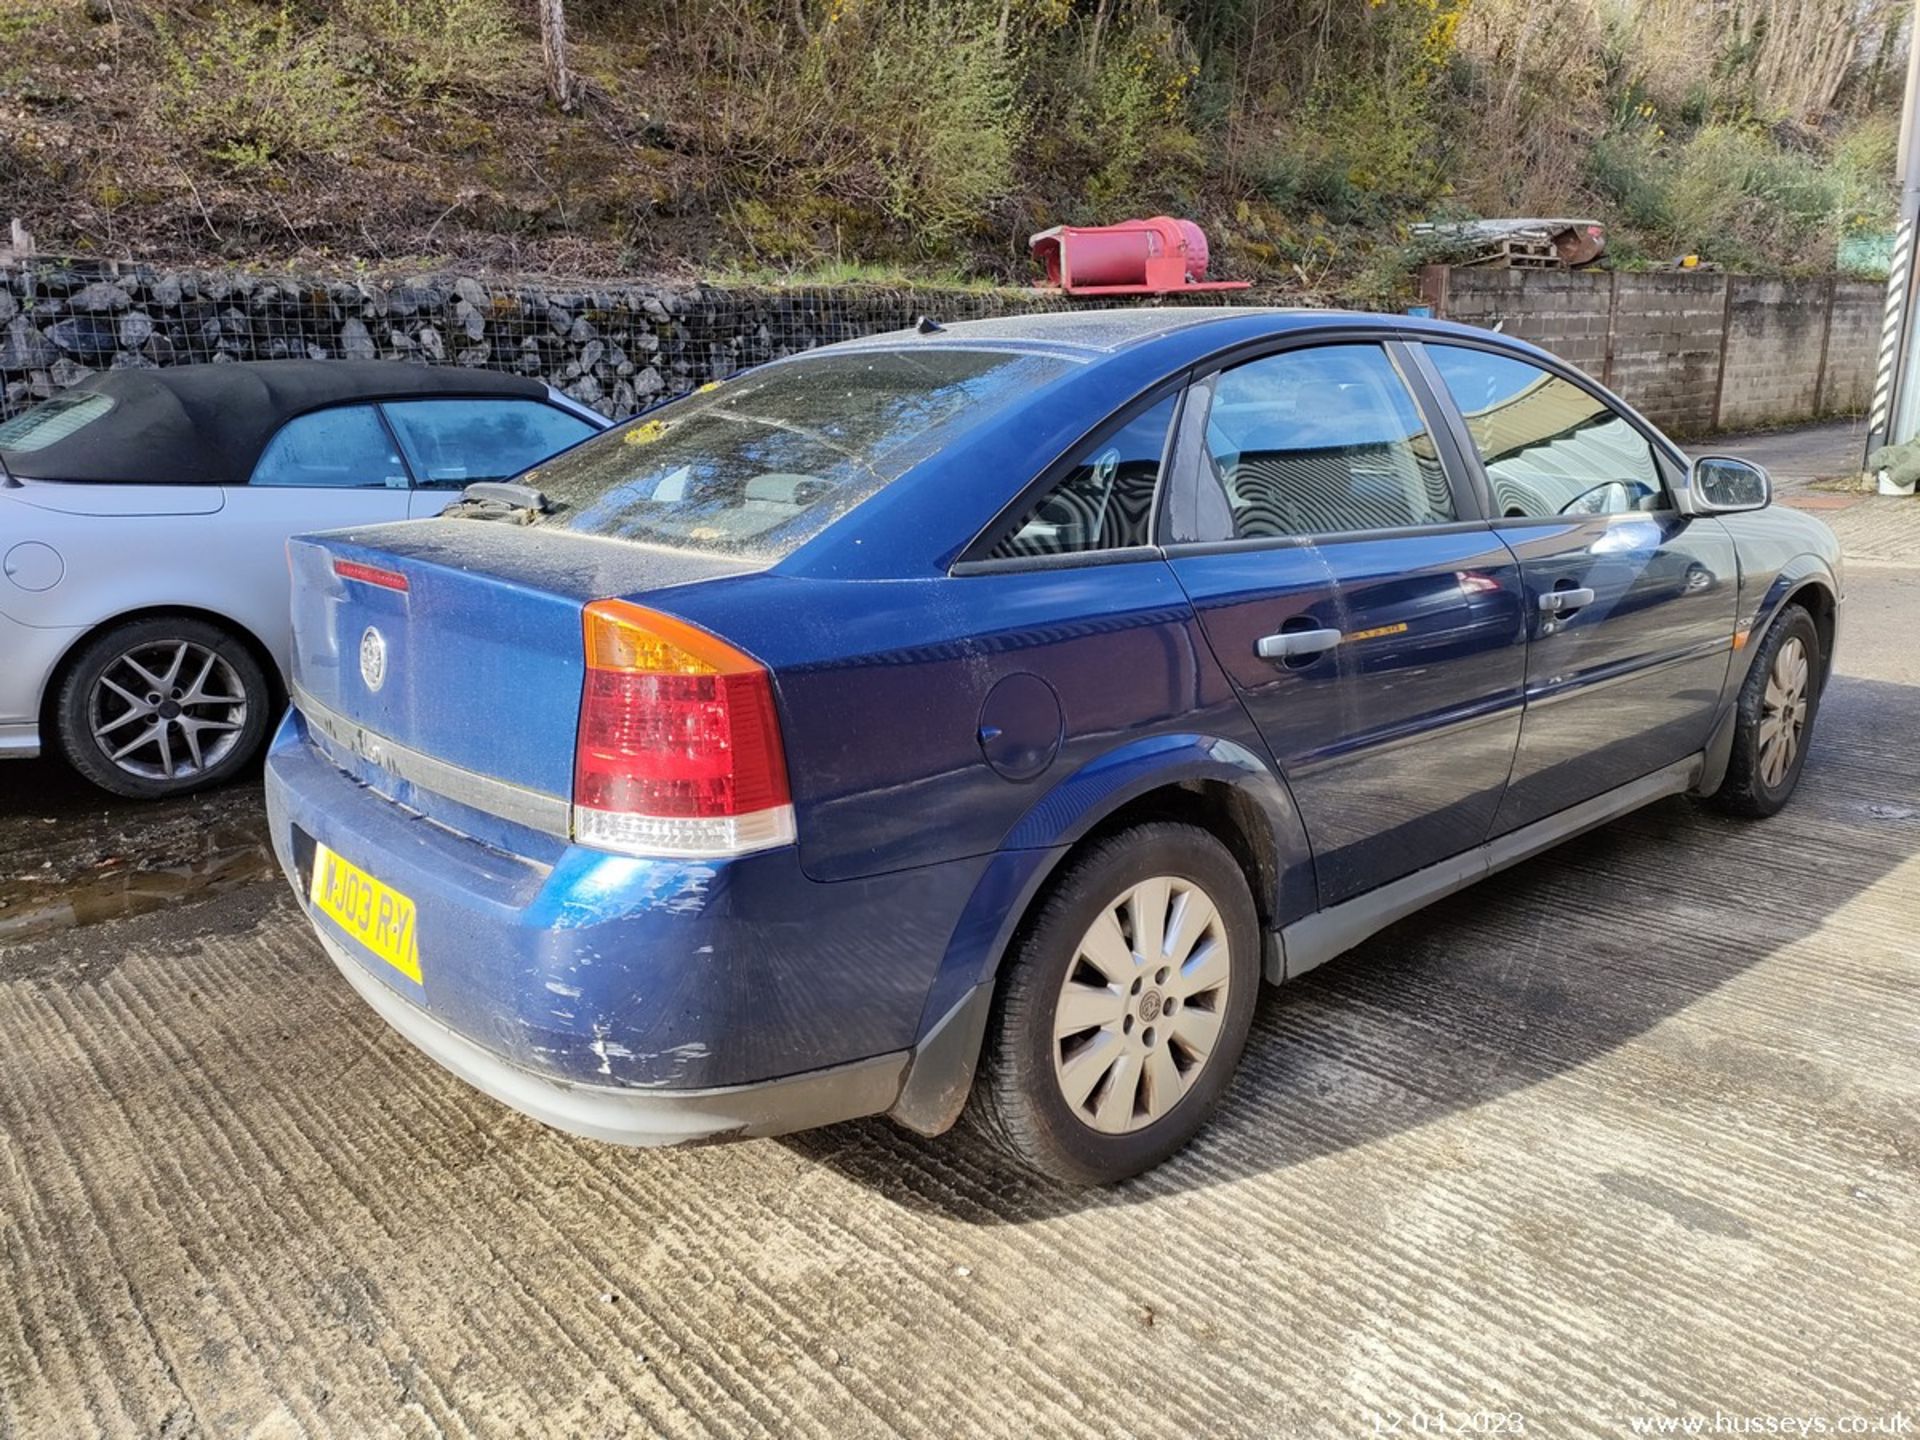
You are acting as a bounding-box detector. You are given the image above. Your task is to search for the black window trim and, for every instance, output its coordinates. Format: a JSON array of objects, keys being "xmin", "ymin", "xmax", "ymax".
[
  {"xmin": 1154, "ymin": 330, "xmax": 1489, "ymax": 555},
  {"xmin": 1402, "ymin": 335, "xmax": 1685, "ymax": 527},
  {"xmin": 951, "ymin": 372, "xmax": 1192, "ymax": 573}
]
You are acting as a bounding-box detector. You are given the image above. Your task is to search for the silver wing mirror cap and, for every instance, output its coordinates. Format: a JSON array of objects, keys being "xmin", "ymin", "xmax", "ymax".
[{"xmin": 1682, "ymin": 455, "xmax": 1772, "ymax": 515}]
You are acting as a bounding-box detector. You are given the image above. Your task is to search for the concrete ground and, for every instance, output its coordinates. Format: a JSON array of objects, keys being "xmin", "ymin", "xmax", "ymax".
[{"xmin": 2, "ymin": 425, "xmax": 1916, "ymax": 1438}]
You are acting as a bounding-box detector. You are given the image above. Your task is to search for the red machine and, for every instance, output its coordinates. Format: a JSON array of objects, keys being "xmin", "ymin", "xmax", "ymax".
[{"xmin": 1029, "ymin": 217, "xmax": 1250, "ymax": 296}]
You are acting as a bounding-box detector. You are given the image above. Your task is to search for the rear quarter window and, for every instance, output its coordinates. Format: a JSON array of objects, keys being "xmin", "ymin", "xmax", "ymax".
[{"xmin": 523, "ymin": 349, "xmax": 1071, "ymax": 559}]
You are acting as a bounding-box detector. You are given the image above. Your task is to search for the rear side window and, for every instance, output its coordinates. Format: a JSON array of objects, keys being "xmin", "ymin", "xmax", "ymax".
[
  {"xmin": 524, "ymin": 349, "xmax": 1070, "ymax": 559},
  {"xmin": 0, "ymin": 392, "xmax": 115, "ymax": 453},
  {"xmin": 1424, "ymin": 344, "xmax": 1665, "ymax": 518},
  {"xmin": 382, "ymin": 399, "xmax": 596, "ymax": 487},
  {"xmin": 990, "ymin": 394, "xmax": 1177, "ymax": 559},
  {"xmin": 251, "ymin": 405, "xmax": 409, "ymax": 489},
  {"xmin": 1194, "ymin": 344, "xmax": 1455, "ymax": 540}
]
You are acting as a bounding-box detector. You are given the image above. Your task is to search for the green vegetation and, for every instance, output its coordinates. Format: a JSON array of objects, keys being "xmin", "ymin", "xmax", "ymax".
[{"xmin": 0, "ymin": 0, "xmax": 1904, "ymax": 293}]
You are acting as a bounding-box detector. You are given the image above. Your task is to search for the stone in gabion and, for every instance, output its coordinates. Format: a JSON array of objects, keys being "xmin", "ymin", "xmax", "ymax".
[
  {"xmin": 453, "ymin": 299, "xmax": 486, "ymax": 342},
  {"xmin": 119, "ymin": 312, "xmax": 154, "ymax": 348},
  {"xmin": 0, "ymin": 316, "xmax": 57, "ymax": 371},
  {"xmin": 71, "ymin": 281, "xmax": 131, "ymax": 312},
  {"xmin": 50, "ymin": 315, "xmax": 119, "ymax": 359},
  {"xmin": 339, "ymin": 319, "xmax": 377, "ymax": 360}
]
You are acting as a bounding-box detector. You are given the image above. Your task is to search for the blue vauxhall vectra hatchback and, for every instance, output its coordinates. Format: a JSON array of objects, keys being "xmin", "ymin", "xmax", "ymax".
[{"xmin": 266, "ymin": 309, "xmax": 1842, "ymax": 1184}]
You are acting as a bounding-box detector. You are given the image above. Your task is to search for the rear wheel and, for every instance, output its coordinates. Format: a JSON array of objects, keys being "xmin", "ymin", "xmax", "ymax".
[
  {"xmin": 972, "ymin": 822, "xmax": 1261, "ymax": 1185},
  {"xmin": 54, "ymin": 616, "xmax": 272, "ymax": 799},
  {"xmin": 1706, "ymin": 604, "xmax": 1822, "ymax": 819}
]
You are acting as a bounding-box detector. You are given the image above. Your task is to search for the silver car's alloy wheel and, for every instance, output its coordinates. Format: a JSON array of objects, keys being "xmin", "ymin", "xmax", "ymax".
[
  {"xmin": 1758, "ymin": 635, "xmax": 1809, "ymax": 789},
  {"xmin": 1051, "ymin": 875, "xmax": 1232, "ymax": 1135},
  {"xmin": 88, "ymin": 639, "xmax": 248, "ymax": 782}
]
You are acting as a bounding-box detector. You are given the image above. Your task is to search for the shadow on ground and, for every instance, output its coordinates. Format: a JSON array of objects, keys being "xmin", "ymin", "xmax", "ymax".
[{"xmin": 782, "ymin": 669, "xmax": 1920, "ymax": 1219}]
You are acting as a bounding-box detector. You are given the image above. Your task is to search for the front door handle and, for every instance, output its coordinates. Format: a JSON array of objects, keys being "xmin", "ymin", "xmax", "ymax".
[
  {"xmin": 1256, "ymin": 627, "xmax": 1343, "ymax": 661},
  {"xmin": 1538, "ymin": 587, "xmax": 1596, "ymax": 614}
]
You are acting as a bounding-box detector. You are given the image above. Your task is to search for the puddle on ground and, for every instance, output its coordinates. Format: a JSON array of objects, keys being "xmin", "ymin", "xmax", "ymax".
[{"xmin": 0, "ymin": 825, "xmax": 279, "ymax": 945}]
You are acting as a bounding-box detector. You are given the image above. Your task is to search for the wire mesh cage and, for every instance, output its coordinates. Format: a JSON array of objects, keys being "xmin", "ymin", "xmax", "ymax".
[{"xmin": 0, "ymin": 257, "xmax": 1279, "ymax": 422}]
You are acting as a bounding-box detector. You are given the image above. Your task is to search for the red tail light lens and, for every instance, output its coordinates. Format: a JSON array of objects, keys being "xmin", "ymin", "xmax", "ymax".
[
  {"xmin": 333, "ymin": 558, "xmax": 410, "ymax": 592},
  {"xmin": 571, "ymin": 599, "xmax": 794, "ymax": 858}
]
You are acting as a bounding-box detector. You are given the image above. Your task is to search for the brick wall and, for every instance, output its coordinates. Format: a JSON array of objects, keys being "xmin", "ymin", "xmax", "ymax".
[{"xmin": 1423, "ymin": 266, "xmax": 1882, "ymax": 436}]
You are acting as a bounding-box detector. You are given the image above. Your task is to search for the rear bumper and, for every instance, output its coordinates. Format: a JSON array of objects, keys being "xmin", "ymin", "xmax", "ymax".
[
  {"xmin": 266, "ymin": 708, "xmax": 996, "ymax": 1125},
  {"xmin": 315, "ymin": 924, "xmax": 913, "ymax": 1145}
]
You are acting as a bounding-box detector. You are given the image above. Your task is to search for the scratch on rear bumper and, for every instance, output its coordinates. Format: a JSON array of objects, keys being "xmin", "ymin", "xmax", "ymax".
[{"xmin": 312, "ymin": 926, "xmax": 911, "ymax": 1146}]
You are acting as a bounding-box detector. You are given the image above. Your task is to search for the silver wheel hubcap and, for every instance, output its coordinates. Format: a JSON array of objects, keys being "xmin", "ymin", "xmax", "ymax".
[
  {"xmin": 1051, "ymin": 874, "xmax": 1231, "ymax": 1135},
  {"xmin": 88, "ymin": 639, "xmax": 248, "ymax": 783},
  {"xmin": 1758, "ymin": 636, "xmax": 1810, "ymax": 790}
]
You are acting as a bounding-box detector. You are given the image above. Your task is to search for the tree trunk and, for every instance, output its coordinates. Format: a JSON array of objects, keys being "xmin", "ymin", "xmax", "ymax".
[{"xmin": 539, "ymin": 0, "xmax": 573, "ymax": 110}]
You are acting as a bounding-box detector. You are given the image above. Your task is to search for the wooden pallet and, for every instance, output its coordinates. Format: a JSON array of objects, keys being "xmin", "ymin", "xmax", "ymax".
[{"xmin": 1464, "ymin": 235, "xmax": 1561, "ymax": 269}]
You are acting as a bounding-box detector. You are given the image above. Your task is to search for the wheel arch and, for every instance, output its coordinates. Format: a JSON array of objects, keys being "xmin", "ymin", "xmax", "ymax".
[
  {"xmin": 890, "ymin": 735, "xmax": 1313, "ymax": 1136},
  {"xmin": 39, "ymin": 603, "xmax": 286, "ymax": 743},
  {"xmin": 1698, "ymin": 567, "xmax": 1837, "ymax": 798}
]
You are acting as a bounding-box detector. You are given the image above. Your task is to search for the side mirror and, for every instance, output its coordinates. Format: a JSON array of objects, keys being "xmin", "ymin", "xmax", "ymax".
[{"xmin": 1687, "ymin": 456, "xmax": 1771, "ymax": 515}]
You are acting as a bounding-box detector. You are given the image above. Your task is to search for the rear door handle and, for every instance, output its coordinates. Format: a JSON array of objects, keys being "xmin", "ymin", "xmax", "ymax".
[
  {"xmin": 1538, "ymin": 587, "xmax": 1595, "ymax": 614},
  {"xmin": 1256, "ymin": 627, "xmax": 1343, "ymax": 660}
]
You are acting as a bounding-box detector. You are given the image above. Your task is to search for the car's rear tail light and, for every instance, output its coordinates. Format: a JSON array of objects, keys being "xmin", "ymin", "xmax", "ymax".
[{"xmin": 571, "ymin": 599, "xmax": 795, "ymax": 858}]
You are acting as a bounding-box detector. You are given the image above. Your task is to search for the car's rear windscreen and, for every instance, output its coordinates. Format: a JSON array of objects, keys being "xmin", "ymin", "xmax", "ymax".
[
  {"xmin": 0, "ymin": 392, "xmax": 115, "ymax": 454},
  {"xmin": 521, "ymin": 348, "xmax": 1070, "ymax": 559}
]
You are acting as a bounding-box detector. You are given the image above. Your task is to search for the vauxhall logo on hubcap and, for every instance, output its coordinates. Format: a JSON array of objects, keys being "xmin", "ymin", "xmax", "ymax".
[{"xmin": 359, "ymin": 626, "xmax": 388, "ymax": 693}]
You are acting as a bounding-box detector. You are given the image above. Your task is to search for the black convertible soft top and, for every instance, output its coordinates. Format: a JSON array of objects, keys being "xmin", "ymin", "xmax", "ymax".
[{"xmin": 2, "ymin": 360, "xmax": 549, "ymax": 487}]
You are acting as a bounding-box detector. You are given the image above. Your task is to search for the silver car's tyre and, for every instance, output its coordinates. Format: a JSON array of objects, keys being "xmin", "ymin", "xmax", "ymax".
[
  {"xmin": 971, "ymin": 822, "xmax": 1261, "ymax": 1186},
  {"xmin": 1705, "ymin": 604, "xmax": 1822, "ymax": 819},
  {"xmin": 54, "ymin": 616, "xmax": 272, "ymax": 800}
]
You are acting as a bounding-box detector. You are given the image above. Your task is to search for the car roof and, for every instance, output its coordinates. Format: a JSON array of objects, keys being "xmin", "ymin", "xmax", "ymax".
[
  {"xmin": 831, "ymin": 306, "xmax": 1315, "ymax": 357},
  {"xmin": 822, "ymin": 305, "xmax": 1549, "ymax": 367},
  {"xmin": 4, "ymin": 359, "xmax": 550, "ymax": 487}
]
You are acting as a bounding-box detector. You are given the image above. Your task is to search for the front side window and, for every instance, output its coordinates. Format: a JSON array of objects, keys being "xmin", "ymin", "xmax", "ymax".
[
  {"xmin": 1194, "ymin": 344, "xmax": 1455, "ymax": 540},
  {"xmin": 1424, "ymin": 344, "xmax": 1665, "ymax": 519},
  {"xmin": 0, "ymin": 391, "xmax": 115, "ymax": 453},
  {"xmin": 250, "ymin": 405, "xmax": 409, "ymax": 489},
  {"xmin": 382, "ymin": 399, "xmax": 597, "ymax": 487},
  {"xmin": 990, "ymin": 394, "xmax": 1178, "ymax": 559}
]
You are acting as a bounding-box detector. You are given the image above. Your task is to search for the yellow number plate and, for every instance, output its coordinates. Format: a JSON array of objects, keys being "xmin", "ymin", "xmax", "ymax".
[{"xmin": 311, "ymin": 842, "xmax": 421, "ymax": 983}]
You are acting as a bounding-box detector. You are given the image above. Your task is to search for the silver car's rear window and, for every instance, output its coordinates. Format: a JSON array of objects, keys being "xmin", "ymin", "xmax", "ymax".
[
  {"xmin": 0, "ymin": 392, "xmax": 116, "ymax": 453},
  {"xmin": 522, "ymin": 348, "xmax": 1069, "ymax": 559}
]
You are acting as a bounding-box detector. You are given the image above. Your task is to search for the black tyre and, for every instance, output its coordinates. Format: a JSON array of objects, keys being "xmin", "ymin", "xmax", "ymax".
[
  {"xmin": 1705, "ymin": 604, "xmax": 1822, "ymax": 819},
  {"xmin": 54, "ymin": 615, "xmax": 272, "ymax": 800},
  {"xmin": 971, "ymin": 822, "xmax": 1261, "ymax": 1186}
]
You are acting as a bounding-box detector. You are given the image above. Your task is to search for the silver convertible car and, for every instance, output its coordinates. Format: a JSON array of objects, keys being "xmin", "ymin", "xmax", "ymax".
[{"xmin": 0, "ymin": 361, "xmax": 607, "ymax": 797}]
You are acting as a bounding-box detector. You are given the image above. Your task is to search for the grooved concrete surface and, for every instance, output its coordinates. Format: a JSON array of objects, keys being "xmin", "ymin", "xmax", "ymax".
[{"xmin": 4, "ymin": 492, "xmax": 1918, "ymax": 1437}]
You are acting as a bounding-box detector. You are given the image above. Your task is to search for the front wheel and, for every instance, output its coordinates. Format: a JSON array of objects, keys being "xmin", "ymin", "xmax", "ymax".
[
  {"xmin": 54, "ymin": 616, "xmax": 272, "ymax": 800},
  {"xmin": 971, "ymin": 822, "xmax": 1262, "ymax": 1185},
  {"xmin": 1705, "ymin": 604, "xmax": 1823, "ymax": 819}
]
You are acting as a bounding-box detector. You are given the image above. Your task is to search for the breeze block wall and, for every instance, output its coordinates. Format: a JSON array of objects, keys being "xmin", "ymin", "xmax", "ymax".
[{"xmin": 1423, "ymin": 265, "xmax": 1882, "ymax": 436}]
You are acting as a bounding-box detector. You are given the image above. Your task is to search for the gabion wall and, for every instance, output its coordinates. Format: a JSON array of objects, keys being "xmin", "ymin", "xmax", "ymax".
[{"xmin": 0, "ymin": 259, "xmax": 1251, "ymax": 422}]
